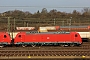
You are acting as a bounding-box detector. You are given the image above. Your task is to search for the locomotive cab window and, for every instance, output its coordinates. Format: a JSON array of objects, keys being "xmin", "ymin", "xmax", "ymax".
[
  {"xmin": 18, "ymin": 35, "xmax": 21, "ymax": 37},
  {"xmin": 4, "ymin": 35, "xmax": 7, "ymax": 38},
  {"xmin": 75, "ymin": 34, "xmax": 78, "ymax": 37}
]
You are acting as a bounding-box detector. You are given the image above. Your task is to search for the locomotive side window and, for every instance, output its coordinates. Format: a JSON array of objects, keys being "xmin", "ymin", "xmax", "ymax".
[
  {"xmin": 4, "ymin": 35, "xmax": 7, "ymax": 38},
  {"xmin": 18, "ymin": 35, "xmax": 21, "ymax": 37},
  {"xmin": 75, "ymin": 34, "xmax": 78, "ymax": 37}
]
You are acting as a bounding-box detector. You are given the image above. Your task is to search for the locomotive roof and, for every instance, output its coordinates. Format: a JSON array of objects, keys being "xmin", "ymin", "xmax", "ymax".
[{"xmin": 26, "ymin": 31, "xmax": 71, "ymax": 34}]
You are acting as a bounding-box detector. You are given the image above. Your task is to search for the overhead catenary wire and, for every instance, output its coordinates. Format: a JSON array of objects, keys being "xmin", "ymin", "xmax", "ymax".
[{"xmin": 0, "ymin": 6, "xmax": 90, "ymax": 8}]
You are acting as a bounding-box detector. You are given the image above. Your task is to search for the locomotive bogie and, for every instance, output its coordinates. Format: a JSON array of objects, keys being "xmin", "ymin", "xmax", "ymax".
[{"xmin": 14, "ymin": 42, "xmax": 81, "ymax": 47}]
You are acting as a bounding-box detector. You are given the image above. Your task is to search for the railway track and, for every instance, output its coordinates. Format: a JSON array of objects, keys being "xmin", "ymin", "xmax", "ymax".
[
  {"xmin": 0, "ymin": 50, "xmax": 90, "ymax": 59},
  {"xmin": 0, "ymin": 42, "xmax": 89, "ymax": 59},
  {"xmin": 0, "ymin": 47, "xmax": 90, "ymax": 51},
  {"xmin": 0, "ymin": 44, "xmax": 90, "ymax": 50}
]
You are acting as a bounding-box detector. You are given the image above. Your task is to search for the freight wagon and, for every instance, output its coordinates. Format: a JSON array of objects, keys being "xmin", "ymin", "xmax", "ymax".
[{"xmin": 14, "ymin": 31, "xmax": 82, "ymax": 47}]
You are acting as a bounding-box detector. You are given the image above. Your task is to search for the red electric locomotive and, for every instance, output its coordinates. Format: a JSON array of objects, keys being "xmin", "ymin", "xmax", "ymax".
[
  {"xmin": 14, "ymin": 31, "xmax": 82, "ymax": 47},
  {"xmin": 0, "ymin": 32, "xmax": 11, "ymax": 47}
]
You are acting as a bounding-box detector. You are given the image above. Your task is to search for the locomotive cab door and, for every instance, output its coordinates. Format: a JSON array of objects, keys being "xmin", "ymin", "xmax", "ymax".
[
  {"xmin": 71, "ymin": 33, "xmax": 77, "ymax": 42},
  {"xmin": 0, "ymin": 34, "xmax": 2, "ymax": 42},
  {"xmin": 0, "ymin": 34, "xmax": 5, "ymax": 42},
  {"xmin": 72, "ymin": 33, "xmax": 78, "ymax": 46},
  {"xmin": 70, "ymin": 33, "xmax": 76, "ymax": 47},
  {"xmin": 18, "ymin": 34, "xmax": 25, "ymax": 43}
]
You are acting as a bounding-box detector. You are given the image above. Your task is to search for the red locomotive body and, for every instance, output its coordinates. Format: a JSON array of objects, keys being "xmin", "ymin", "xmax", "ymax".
[
  {"xmin": 0, "ymin": 32, "xmax": 11, "ymax": 47},
  {"xmin": 14, "ymin": 31, "xmax": 82, "ymax": 47}
]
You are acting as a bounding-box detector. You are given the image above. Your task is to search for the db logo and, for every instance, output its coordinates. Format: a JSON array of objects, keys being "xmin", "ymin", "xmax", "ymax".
[{"xmin": 47, "ymin": 37, "xmax": 50, "ymax": 39}]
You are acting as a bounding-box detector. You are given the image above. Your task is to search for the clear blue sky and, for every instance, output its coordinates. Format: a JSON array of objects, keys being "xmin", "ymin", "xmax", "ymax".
[{"xmin": 0, "ymin": 0, "xmax": 90, "ymax": 13}]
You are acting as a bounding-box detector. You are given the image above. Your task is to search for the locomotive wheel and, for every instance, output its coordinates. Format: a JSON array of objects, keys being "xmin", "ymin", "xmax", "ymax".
[
  {"xmin": 60, "ymin": 44, "xmax": 64, "ymax": 47},
  {"xmin": 70, "ymin": 43, "xmax": 74, "ymax": 47},
  {"xmin": 22, "ymin": 45, "xmax": 27, "ymax": 47},
  {"xmin": 31, "ymin": 44, "xmax": 36, "ymax": 47}
]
